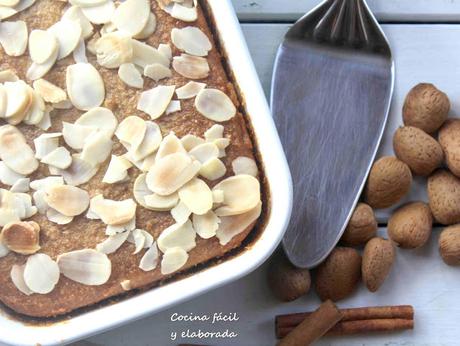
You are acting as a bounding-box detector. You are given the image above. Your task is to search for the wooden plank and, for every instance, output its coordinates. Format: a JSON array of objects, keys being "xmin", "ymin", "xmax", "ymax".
[
  {"xmin": 233, "ymin": 0, "xmax": 460, "ymax": 22},
  {"xmin": 242, "ymin": 23, "xmax": 460, "ymax": 222}
]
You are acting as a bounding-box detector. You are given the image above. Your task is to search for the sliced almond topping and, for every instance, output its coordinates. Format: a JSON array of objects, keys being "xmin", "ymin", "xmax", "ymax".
[
  {"xmin": 45, "ymin": 185, "xmax": 90, "ymax": 217},
  {"xmin": 189, "ymin": 142, "xmax": 219, "ymax": 164},
  {"xmin": 36, "ymin": 106, "xmax": 52, "ymax": 131},
  {"xmin": 171, "ymin": 200, "xmax": 191, "ymax": 224},
  {"xmin": 115, "ymin": 115, "xmax": 146, "ymax": 152},
  {"xmin": 156, "ymin": 132, "xmax": 186, "ymax": 161},
  {"xmin": 1, "ymin": 221, "xmax": 40, "ymax": 254},
  {"xmin": 0, "ymin": 161, "xmax": 25, "ymax": 186},
  {"xmin": 59, "ymin": 154, "xmax": 99, "ymax": 186},
  {"xmin": 181, "ymin": 134, "xmax": 204, "ymax": 151},
  {"xmin": 0, "ymin": 21, "xmax": 28, "ymax": 57},
  {"xmin": 133, "ymin": 12, "xmax": 157, "ymax": 40},
  {"xmin": 53, "ymin": 99, "xmax": 72, "ymax": 110},
  {"xmin": 4, "ymin": 80, "xmax": 31, "ymax": 119},
  {"xmin": 48, "ymin": 207, "xmax": 74, "ymax": 223},
  {"xmin": 193, "ymin": 210, "xmax": 219, "ymax": 239},
  {"xmin": 73, "ymin": 38, "xmax": 88, "ymax": 63},
  {"xmin": 137, "ymin": 85, "xmax": 176, "ymax": 120},
  {"xmin": 23, "ymin": 93, "xmax": 47, "ymax": 126},
  {"xmin": 28, "ymin": 29, "xmax": 58, "ymax": 64},
  {"xmin": 62, "ymin": 6, "xmax": 94, "ymax": 39},
  {"xmin": 80, "ymin": 131, "xmax": 113, "ymax": 166},
  {"xmin": 41, "ymin": 147, "xmax": 72, "ymax": 169},
  {"xmin": 0, "ymin": 69, "xmax": 18, "ymax": 83},
  {"xmin": 158, "ymin": 43, "xmax": 172, "ymax": 61},
  {"xmin": 166, "ymin": 100, "xmax": 181, "ymax": 115},
  {"xmin": 199, "ymin": 157, "xmax": 226, "ymax": 180},
  {"xmin": 66, "ymin": 63, "xmax": 105, "ymax": 111},
  {"xmin": 112, "ymin": 0, "xmax": 149, "ymax": 37},
  {"xmin": 11, "ymin": 264, "xmax": 33, "ymax": 295},
  {"xmin": 157, "ymin": 219, "xmax": 196, "ymax": 253},
  {"xmin": 48, "ymin": 19, "xmax": 82, "ymax": 60},
  {"xmin": 129, "ymin": 228, "xmax": 145, "ymax": 254},
  {"xmin": 23, "ymin": 253, "xmax": 59, "ymax": 294},
  {"xmin": 131, "ymin": 39, "xmax": 169, "ymax": 68},
  {"xmin": 0, "ymin": 125, "xmax": 38, "ymax": 175},
  {"xmin": 133, "ymin": 173, "xmax": 179, "ymax": 210},
  {"xmin": 30, "ymin": 176, "xmax": 64, "ymax": 191},
  {"xmin": 76, "ymin": 107, "xmax": 118, "ymax": 137},
  {"xmin": 100, "ymin": 21, "xmax": 116, "ymax": 35},
  {"xmin": 26, "ymin": 48, "xmax": 58, "ymax": 81},
  {"xmin": 176, "ymin": 81, "xmax": 205, "ymax": 99},
  {"xmin": 96, "ymin": 230, "xmax": 129, "ymax": 254},
  {"xmin": 171, "ymin": 27, "xmax": 211, "ymax": 57},
  {"xmin": 172, "ymin": 54, "xmax": 209, "ymax": 79},
  {"xmin": 195, "ymin": 89, "xmax": 236, "ymax": 122},
  {"xmin": 118, "ymin": 63, "xmax": 143, "ymax": 89},
  {"xmin": 204, "ymin": 124, "xmax": 224, "ymax": 141},
  {"xmin": 120, "ymin": 279, "xmax": 132, "ymax": 290},
  {"xmin": 213, "ymin": 175, "xmax": 260, "ymax": 216},
  {"xmin": 13, "ymin": 0, "xmax": 36, "ymax": 13},
  {"xmin": 170, "ymin": 2, "xmax": 197, "ymax": 22},
  {"xmin": 81, "ymin": 0, "xmax": 115, "ymax": 24},
  {"xmin": 102, "ymin": 155, "xmax": 132, "ymax": 184},
  {"xmin": 95, "ymin": 32, "xmax": 133, "ymax": 69},
  {"xmin": 139, "ymin": 242, "xmax": 159, "ymax": 271},
  {"xmin": 144, "ymin": 63, "xmax": 172, "ymax": 82},
  {"xmin": 232, "ymin": 157, "xmax": 258, "ymax": 177},
  {"xmin": 90, "ymin": 195, "xmax": 136, "ymax": 225},
  {"xmin": 57, "ymin": 249, "xmax": 111, "ymax": 285},
  {"xmin": 62, "ymin": 122, "xmax": 96, "ymax": 150},
  {"xmin": 0, "ymin": 7, "xmax": 16, "ymax": 20},
  {"xmin": 161, "ymin": 247, "xmax": 188, "ymax": 275},
  {"xmin": 178, "ymin": 178, "xmax": 212, "ymax": 215},
  {"xmin": 69, "ymin": 0, "xmax": 106, "ymax": 7},
  {"xmin": 13, "ymin": 192, "xmax": 36, "ymax": 219},
  {"xmin": 133, "ymin": 121, "xmax": 162, "ymax": 161},
  {"xmin": 32, "ymin": 79, "xmax": 67, "ymax": 104},
  {"xmin": 0, "ymin": 0, "xmax": 19, "ymax": 7},
  {"xmin": 10, "ymin": 178, "xmax": 30, "ymax": 193},
  {"xmin": 105, "ymin": 215, "xmax": 135, "ymax": 235},
  {"xmin": 213, "ymin": 137, "xmax": 230, "ymax": 150},
  {"xmin": 216, "ymin": 202, "xmax": 262, "ymax": 245},
  {"xmin": 140, "ymin": 229, "xmax": 153, "ymax": 248},
  {"xmin": 0, "ymin": 208, "xmax": 19, "ymax": 226}
]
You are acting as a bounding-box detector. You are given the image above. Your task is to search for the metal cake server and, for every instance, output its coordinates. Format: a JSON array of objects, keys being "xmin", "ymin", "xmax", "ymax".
[{"xmin": 271, "ymin": 0, "xmax": 394, "ymax": 268}]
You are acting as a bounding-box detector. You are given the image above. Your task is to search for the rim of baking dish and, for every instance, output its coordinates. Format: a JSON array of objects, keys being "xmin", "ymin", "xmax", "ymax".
[{"xmin": 0, "ymin": 1, "xmax": 292, "ymax": 345}]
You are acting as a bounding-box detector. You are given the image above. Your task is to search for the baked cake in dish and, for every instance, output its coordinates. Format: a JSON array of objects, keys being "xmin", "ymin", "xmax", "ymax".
[{"xmin": 0, "ymin": 0, "xmax": 263, "ymax": 317}]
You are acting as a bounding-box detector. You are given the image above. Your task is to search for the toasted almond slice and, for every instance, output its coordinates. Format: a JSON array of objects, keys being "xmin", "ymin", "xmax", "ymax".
[
  {"xmin": 165, "ymin": 100, "xmax": 181, "ymax": 115},
  {"xmin": 36, "ymin": 106, "xmax": 52, "ymax": 130},
  {"xmin": 133, "ymin": 173, "xmax": 151, "ymax": 207},
  {"xmin": 0, "ymin": 208, "xmax": 19, "ymax": 226},
  {"xmin": 32, "ymin": 190, "xmax": 47, "ymax": 214},
  {"xmin": 47, "ymin": 209, "xmax": 72, "ymax": 224},
  {"xmin": 192, "ymin": 210, "xmax": 219, "ymax": 239},
  {"xmin": 76, "ymin": 107, "xmax": 118, "ymax": 137},
  {"xmin": 15, "ymin": 192, "xmax": 37, "ymax": 219},
  {"xmin": 66, "ymin": 63, "xmax": 105, "ymax": 111},
  {"xmin": 0, "ymin": 6, "xmax": 16, "ymax": 20},
  {"xmin": 158, "ymin": 43, "xmax": 172, "ymax": 61},
  {"xmin": 172, "ymin": 54, "xmax": 209, "ymax": 79},
  {"xmin": 133, "ymin": 12, "xmax": 157, "ymax": 40},
  {"xmin": 131, "ymin": 39, "xmax": 169, "ymax": 68},
  {"xmin": 11, "ymin": 0, "xmax": 35, "ymax": 12},
  {"xmin": 69, "ymin": 0, "xmax": 106, "ymax": 7},
  {"xmin": 157, "ymin": 219, "xmax": 196, "ymax": 253},
  {"xmin": 62, "ymin": 122, "xmax": 96, "ymax": 150},
  {"xmin": 137, "ymin": 85, "xmax": 175, "ymax": 120},
  {"xmin": 26, "ymin": 47, "xmax": 58, "ymax": 81},
  {"xmin": 10, "ymin": 178, "xmax": 29, "ymax": 193},
  {"xmin": 171, "ymin": 27, "xmax": 211, "ymax": 57},
  {"xmin": 23, "ymin": 91, "xmax": 46, "ymax": 125},
  {"xmin": 161, "ymin": 247, "xmax": 188, "ymax": 275},
  {"xmin": 28, "ymin": 30, "xmax": 58, "ymax": 64},
  {"xmin": 0, "ymin": 125, "xmax": 38, "ymax": 175},
  {"xmin": 102, "ymin": 155, "xmax": 132, "ymax": 184},
  {"xmin": 181, "ymin": 134, "xmax": 204, "ymax": 151},
  {"xmin": 30, "ymin": 176, "xmax": 64, "ymax": 191},
  {"xmin": 178, "ymin": 178, "xmax": 212, "ymax": 215},
  {"xmin": 199, "ymin": 157, "xmax": 226, "ymax": 180},
  {"xmin": 176, "ymin": 81, "xmax": 205, "ymax": 99},
  {"xmin": 132, "ymin": 121, "xmax": 162, "ymax": 161},
  {"xmin": 170, "ymin": 2, "xmax": 197, "ymax": 22},
  {"xmin": 1, "ymin": 221, "xmax": 40, "ymax": 254},
  {"xmin": 120, "ymin": 279, "xmax": 131, "ymax": 290},
  {"xmin": 171, "ymin": 200, "xmax": 191, "ymax": 224},
  {"xmin": 189, "ymin": 142, "xmax": 219, "ymax": 164},
  {"xmin": 81, "ymin": 0, "xmax": 115, "ymax": 24},
  {"xmin": 213, "ymin": 137, "xmax": 230, "ymax": 150},
  {"xmin": 45, "ymin": 185, "xmax": 89, "ymax": 217},
  {"xmin": 129, "ymin": 228, "xmax": 145, "ymax": 254},
  {"xmin": 216, "ymin": 202, "xmax": 262, "ymax": 245},
  {"xmin": 144, "ymin": 63, "xmax": 172, "ymax": 82},
  {"xmin": 90, "ymin": 195, "xmax": 136, "ymax": 225},
  {"xmin": 195, "ymin": 89, "xmax": 236, "ymax": 122},
  {"xmin": 213, "ymin": 175, "xmax": 260, "ymax": 216},
  {"xmin": 81, "ymin": 132, "xmax": 113, "ymax": 167},
  {"xmin": 23, "ymin": 253, "xmax": 59, "ymax": 294},
  {"xmin": 0, "ymin": 69, "xmax": 18, "ymax": 83},
  {"xmin": 48, "ymin": 19, "xmax": 82, "ymax": 60},
  {"xmin": 32, "ymin": 79, "xmax": 67, "ymax": 104},
  {"xmin": 112, "ymin": 0, "xmax": 149, "ymax": 37},
  {"xmin": 0, "ymin": 21, "xmax": 27, "ymax": 57},
  {"xmin": 63, "ymin": 6, "xmax": 94, "ymax": 39},
  {"xmin": 144, "ymin": 193, "xmax": 178, "ymax": 211},
  {"xmin": 96, "ymin": 230, "xmax": 129, "ymax": 254},
  {"xmin": 139, "ymin": 229, "xmax": 153, "ymax": 248},
  {"xmin": 156, "ymin": 132, "xmax": 185, "ymax": 161},
  {"xmin": 57, "ymin": 249, "xmax": 111, "ymax": 285},
  {"xmin": 4, "ymin": 80, "xmax": 31, "ymax": 119},
  {"xmin": 11, "ymin": 264, "xmax": 33, "ymax": 295},
  {"xmin": 73, "ymin": 38, "xmax": 88, "ymax": 63},
  {"xmin": 0, "ymin": 0, "xmax": 19, "ymax": 7},
  {"xmin": 118, "ymin": 63, "xmax": 143, "ymax": 89},
  {"xmin": 95, "ymin": 32, "xmax": 133, "ymax": 69},
  {"xmin": 115, "ymin": 115, "xmax": 146, "ymax": 152},
  {"xmin": 41, "ymin": 147, "xmax": 72, "ymax": 169},
  {"xmin": 204, "ymin": 124, "xmax": 224, "ymax": 141},
  {"xmin": 105, "ymin": 215, "xmax": 135, "ymax": 235},
  {"xmin": 0, "ymin": 161, "xmax": 24, "ymax": 185},
  {"xmin": 139, "ymin": 242, "xmax": 159, "ymax": 271},
  {"xmin": 58, "ymin": 154, "xmax": 99, "ymax": 186},
  {"xmin": 232, "ymin": 156, "xmax": 258, "ymax": 177}
]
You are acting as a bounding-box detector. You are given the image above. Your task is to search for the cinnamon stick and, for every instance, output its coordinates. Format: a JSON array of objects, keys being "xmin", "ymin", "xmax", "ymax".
[{"xmin": 277, "ymin": 300, "xmax": 342, "ymax": 346}]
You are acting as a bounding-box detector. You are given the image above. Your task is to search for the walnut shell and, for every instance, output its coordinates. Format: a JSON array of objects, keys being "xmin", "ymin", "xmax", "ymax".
[
  {"xmin": 427, "ymin": 170, "xmax": 460, "ymax": 225},
  {"xmin": 402, "ymin": 83, "xmax": 450, "ymax": 133},
  {"xmin": 341, "ymin": 203, "xmax": 377, "ymax": 246},
  {"xmin": 364, "ymin": 156, "xmax": 412, "ymax": 209},
  {"xmin": 362, "ymin": 237, "xmax": 395, "ymax": 292},
  {"xmin": 393, "ymin": 126, "xmax": 443, "ymax": 176},
  {"xmin": 1, "ymin": 221, "xmax": 40, "ymax": 255},
  {"xmin": 439, "ymin": 225, "xmax": 460, "ymax": 266},
  {"xmin": 387, "ymin": 202, "xmax": 432, "ymax": 248},
  {"xmin": 314, "ymin": 247, "xmax": 361, "ymax": 302},
  {"xmin": 439, "ymin": 119, "xmax": 460, "ymax": 177}
]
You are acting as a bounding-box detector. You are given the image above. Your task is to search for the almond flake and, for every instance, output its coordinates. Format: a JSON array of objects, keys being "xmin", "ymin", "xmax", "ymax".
[
  {"xmin": 57, "ymin": 249, "xmax": 111, "ymax": 285},
  {"xmin": 118, "ymin": 63, "xmax": 143, "ymax": 89},
  {"xmin": 0, "ymin": 69, "xmax": 18, "ymax": 83},
  {"xmin": 139, "ymin": 229, "xmax": 153, "ymax": 248},
  {"xmin": 137, "ymin": 85, "xmax": 175, "ymax": 120},
  {"xmin": 96, "ymin": 230, "xmax": 129, "ymax": 254},
  {"xmin": 26, "ymin": 48, "xmax": 58, "ymax": 81},
  {"xmin": 0, "ymin": 208, "xmax": 19, "ymax": 226},
  {"xmin": 171, "ymin": 27, "xmax": 211, "ymax": 56},
  {"xmin": 195, "ymin": 89, "xmax": 236, "ymax": 122},
  {"xmin": 156, "ymin": 132, "xmax": 186, "ymax": 161},
  {"xmin": 181, "ymin": 134, "xmax": 204, "ymax": 151},
  {"xmin": 189, "ymin": 142, "xmax": 219, "ymax": 164},
  {"xmin": 165, "ymin": 100, "xmax": 181, "ymax": 115},
  {"xmin": 0, "ymin": 161, "xmax": 24, "ymax": 185},
  {"xmin": 63, "ymin": 6, "xmax": 94, "ymax": 39},
  {"xmin": 170, "ymin": 2, "xmax": 197, "ymax": 22},
  {"xmin": 105, "ymin": 215, "xmax": 135, "ymax": 235},
  {"xmin": 32, "ymin": 79, "xmax": 67, "ymax": 104},
  {"xmin": 0, "ymin": 125, "xmax": 38, "ymax": 175},
  {"xmin": 139, "ymin": 242, "xmax": 159, "ymax": 271},
  {"xmin": 193, "ymin": 210, "xmax": 219, "ymax": 239},
  {"xmin": 144, "ymin": 63, "xmax": 172, "ymax": 82},
  {"xmin": 28, "ymin": 29, "xmax": 58, "ymax": 64},
  {"xmin": 213, "ymin": 175, "xmax": 260, "ymax": 216},
  {"xmin": 102, "ymin": 155, "xmax": 132, "ymax": 184},
  {"xmin": 0, "ymin": 6, "xmax": 16, "ymax": 20},
  {"xmin": 10, "ymin": 178, "xmax": 29, "ymax": 193},
  {"xmin": 4, "ymin": 80, "xmax": 31, "ymax": 120},
  {"xmin": 23, "ymin": 91, "xmax": 46, "ymax": 125},
  {"xmin": 81, "ymin": 0, "xmax": 115, "ymax": 24},
  {"xmin": 58, "ymin": 154, "xmax": 99, "ymax": 186},
  {"xmin": 158, "ymin": 43, "xmax": 172, "ymax": 61},
  {"xmin": 48, "ymin": 19, "xmax": 82, "ymax": 60},
  {"xmin": 115, "ymin": 115, "xmax": 146, "ymax": 152},
  {"xmin": 1, "ymin": 221, "xmax": 40, "ymax": 254},
  {"xmin": 41, "ymin": 147, "xmax": 72, "ymax": 169},
  {"xmin": 131, "ymin": 39, "xmax": 169, "ymax": 68},
  {"xmin": 176, "ymin": 81, "xmax": 205, "ymax": 99},
  {"xmin": 11, "ymin": 264, "xmax": 33, "ymax": 295},
  {"xmin": 178, "ymin": 178, "xmax": 212, "ymax": 215},
  {"xmin": 232, "ymin": 157, "xmax": 258, "ymax": 177},
  {"xmin": 62, "ymin": 122, "xmax": 96, "ymax": 150},
  {"xmin": 90, "ymin": 195, "xmax": 136, "ymax": 225},
  {"xmin": 0, "ymin": 0, "xmax": 19, "ymax": 7},
  {"xmin": 53, "ymin": 99, "xmax": 72, "ymax": 110},
  {"xmin": 133, "ymin": 173, "xmax": 179, "ymax": 210},
  {"xmin": 120, "ymin": 279, "xmax": 131, "ymax": 290},
  {"xmin": 171, "ymin": 200, "xmax": 191, "ymax": 224},
  {"xmin": 129, "ymin": 228, "xmax": 145, "ymax": 254},
  {"xmin": 161, "ymin": 247, "xmax": 188, "ymax": 275},
  {"xmin": 81, "ymin": 131, "xmax": 113, "ymax": 166},
  {"xmin": 95, "ymin": 32, "xmax": 133, "ymax": 68},
  {"xmin": 23, "ymin": 253, "xmax": 60, "ymax": 294},
  {"xmin": 133, "ymin": 12, "xmax": 157, "ymax": 40},
  {"xmin": 75, "ymin": 107, "xmax": 118, "ymax": 137},
  {"xmin": 204, "ymin": 124, "xmax": 224, "ymax": 141},
  {"xmin": 69, "ymin": 0, "xmax": 106, "ymax": 7},
  {"xmin": 132, "ymin": 121, "xmax": 162, "ymax": 161},
  {"xmin": 66, "ymin": 63, "xmax": 105, "ymax": 111},
  {"xmin": 112, "ymin": 0, "xmax": 149, "ymax": 37},
  {"xmin": 45, "ymin": 185, "xmax": 90, "ymax": 217},
  {"xmin": 36, "ymin": 107, "xmax": 52, "ymax": 130},
  {"xmin": 10, "ymin": 0, "xmax": 35, "ymax": 12},
  {"xmin": 73, "ymin": 38, "xmax": 88, "ymax": 63},
  {"xmin": 0, "ymin": 21, "xmax": 27, "ymax": 57},
  {"xmin": 30, "ymin": 176, "xmax": 64, "ymax": 191},
  {"xmin": 47, "ymin": 208, "xmax": 73, "ymax": 224},
  {"xmin": 157, "ymin": 219, "xmax": 196, "ymax": 253},
  {"xmin": 199, "ymin": 157, "xmax": 226, "ymax": 180},
  {"xmin": 216, "ymin": 202, "xmax": 262, "ymax": 245},
  {"xmin": 172, "ymin": 54, "xmax": 209, "ymax": 79}
]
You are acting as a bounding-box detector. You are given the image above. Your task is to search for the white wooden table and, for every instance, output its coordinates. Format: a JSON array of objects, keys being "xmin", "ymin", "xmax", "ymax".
[{"xmin": 78, "ymin": 2, "xmax": 460, "ymax": 345}]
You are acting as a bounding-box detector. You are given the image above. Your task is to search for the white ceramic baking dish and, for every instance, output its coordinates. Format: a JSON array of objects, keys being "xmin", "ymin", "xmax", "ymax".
[{"xmin": 0, "ymin": 1, "xmax": 292, "ymax": 345}]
